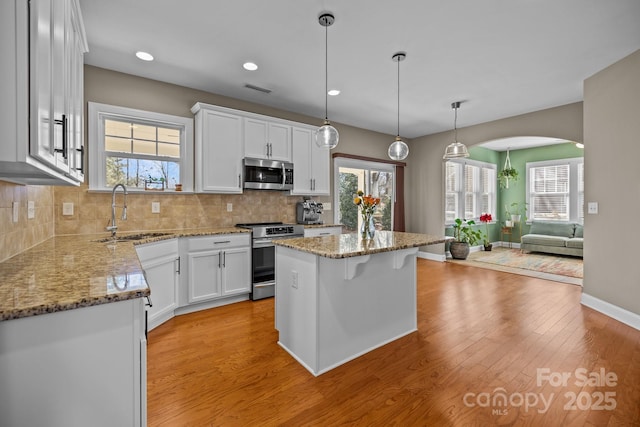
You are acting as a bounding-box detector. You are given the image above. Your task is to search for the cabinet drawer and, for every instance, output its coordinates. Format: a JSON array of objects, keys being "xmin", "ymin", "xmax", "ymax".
[
  {"xmin": 187, "ymin": 234, "xmax": 250, "ymax": 251},
  {"xmin": 303, "ymin": 226, "xmax": 342, "ymax": 237},
  {"xmin": 135, "ymin": 239, "xmax": 179, "ymax": 263}
]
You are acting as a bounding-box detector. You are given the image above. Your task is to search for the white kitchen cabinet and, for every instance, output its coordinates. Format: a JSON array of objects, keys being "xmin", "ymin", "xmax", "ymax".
[
  {"xmin": 135, "ymin": 239, "xmax": 180, "ymax": 330},
  {"xmin": 192, "ymin": 103, "xmax": 244, "ymax": 193},
  {"xmin": 0, "ymin": 0, "xmax": 87, "ymax": 185},
  {"xmin": 244, "ymin": 117, "xmax": 291, "ymax": 161},
  {"xmin": 0, "ymin": 298, "xmax": 147, "ymax": 427},
  {"xmin": 303, "ymin": 226, "xmax": 343, "ymax": 237},
  {"xmin": 291, "ymin": 126, "xmax": 330, "ymax": 195},
  {"xmin": 185, "ymin": 234, "xmax": 251, "ymax": 304}
]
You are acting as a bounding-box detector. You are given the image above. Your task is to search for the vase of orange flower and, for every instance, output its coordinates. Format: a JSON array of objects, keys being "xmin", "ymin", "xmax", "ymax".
[{"xmin": 354, "ymin": 190, "xmax": 380, "ymax": 240}]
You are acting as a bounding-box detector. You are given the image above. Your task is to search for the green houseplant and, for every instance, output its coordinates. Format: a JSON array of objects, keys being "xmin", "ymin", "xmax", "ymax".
[
  {"xmin": 498, "ymin": 167, "xmax": 518, "ymax": 189},
  {"xmin": 450, "ymin": 218, "xmax": 483, "ymax": 260}
]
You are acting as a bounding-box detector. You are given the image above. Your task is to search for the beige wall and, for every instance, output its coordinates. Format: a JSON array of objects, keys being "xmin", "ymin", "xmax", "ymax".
[
  {"xmin": 0, "ymin": 181, "xmax": 54, "ymax": 262},
  {"xmin": 583, "ymin": 49, "xmax": 640, "ymax": 316},
  {"xmin": 52, "ymin": 65, "xmax": 395, "ymax": 236},
  {"xmin": 406, "ymin": 102, "xmax": 583, "ymax": 254}
]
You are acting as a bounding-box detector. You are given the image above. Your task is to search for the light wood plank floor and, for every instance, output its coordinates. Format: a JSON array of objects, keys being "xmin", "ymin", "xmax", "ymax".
[{"xmin": 147, "ymin": 259, "xmax": 640, "ymax": 426}]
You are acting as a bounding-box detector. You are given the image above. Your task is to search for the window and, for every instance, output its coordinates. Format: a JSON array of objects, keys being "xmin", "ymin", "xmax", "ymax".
[
  {"xmin": 445, "ymin": 159, "xmax": 496, "ymax": 224},
  {"xmin": 88, "ymin": 102, "xmax": 193, "ymax": 191},
  {"xmin": 334, "ymin": 158, "xmax": 396, "ymax": 232},
  {"xmin": 526, "ymin": 158, "xmax": 583, "ymax": 223}
]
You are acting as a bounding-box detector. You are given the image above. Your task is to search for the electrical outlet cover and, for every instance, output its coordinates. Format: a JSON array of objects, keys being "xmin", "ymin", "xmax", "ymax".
[{"xmin": 28, "ymin": 201, "xmax": 35, "ymax": 219}]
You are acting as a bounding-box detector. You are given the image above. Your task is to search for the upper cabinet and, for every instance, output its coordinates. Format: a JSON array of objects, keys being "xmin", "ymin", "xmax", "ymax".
[
  {"xmin": 244, "ymin": 118, "xmax": 291, "ymax": 161},
  {"xmin": 0, "ymin": 0, "xmax": 88, "ymax": 185},
  {"xmin": 291, "ymin": 126, "xmax": 330, "ymax": 195},
  {"xmin": 192, "ymin": 103, "xmax": 244, "ymax": 193}
]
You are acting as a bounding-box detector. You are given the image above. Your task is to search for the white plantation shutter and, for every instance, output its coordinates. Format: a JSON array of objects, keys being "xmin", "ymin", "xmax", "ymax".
[
  {"xmin": 526, "ymin": 158, "xmax": 584, "ymax": 223},
  {"xmin": 445, "ymin": 159, "xmax": 496, "ymax": 224}
]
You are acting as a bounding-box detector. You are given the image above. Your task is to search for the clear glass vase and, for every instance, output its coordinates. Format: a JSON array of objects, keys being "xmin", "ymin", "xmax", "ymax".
[{"xmin": 360, "ymin": 212, "xmax": 375, "ymax": 239}]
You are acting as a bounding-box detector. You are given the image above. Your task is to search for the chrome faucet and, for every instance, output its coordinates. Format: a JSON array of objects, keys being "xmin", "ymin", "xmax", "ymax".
[{"xmin": 106, "ymin": 184, "xmax": 128, "ymax": 237}]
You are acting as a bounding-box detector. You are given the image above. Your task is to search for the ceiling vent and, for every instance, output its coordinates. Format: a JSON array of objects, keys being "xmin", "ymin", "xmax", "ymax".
[{"xmin": 244, "ymin": 83, "xmax": 271, "ymax": 94}]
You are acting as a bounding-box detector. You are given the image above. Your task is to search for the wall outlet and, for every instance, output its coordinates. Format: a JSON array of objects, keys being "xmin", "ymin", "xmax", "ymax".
[
  {"xmin": 27, "ymin": 201, "xmax": 35, "ymax": 219},
  {"xmin": 323, "ymin": 202, "xmax": 332, "ymax": 211},
  {"xmin": 12, "ymin": 202, "xmax": 19, "ymax": 222},
  {"xmin": 62, "ymin": 202, "xmax": 74, "ymax": 216},
  {"xmin": 227, "ymin": 203, "xmax": 233, "ymax": 212},
  {"xmin": 151, "ymin": 202, "xmax": 161, "ymax": 214},
  {"xmin": 291, "ymin": 270, "xmax": 299, "ymax": 289},
  {"xmin": 587, "ymin": 202, "xmax": 598, "ymax": 214}
]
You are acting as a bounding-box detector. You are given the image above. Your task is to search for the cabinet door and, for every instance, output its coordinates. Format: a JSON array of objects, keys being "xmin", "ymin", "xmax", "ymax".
[
  {"xmin": 310, "ymin": 134, "xmax": 330, "ymax": 195},
  {"xmin": 291, "ymin": 127, "xmax": 313, "ymax": 194},
  {"xmin": 267, "ymin": 122, "xmax": 291, "ymax": 161},
  {"xmin": 187, "ymin": 250, "xmax": 222, "ymax": 303},
  {"xmin": 66, "ymin": 1, "xmax": 85, "ymax": 181},
  {"xmin": 143, "ymin": 255, "xmax": 179, "ymax": 330},
  {"xmin": 196, "ymin": 109, "xmax": 243, "ymax": 193},
  {"xmin": 244, "ymin": 118, "xmax": 269, "ymax": 159},
  {"xmin": 221, "ymin": 247, "xmax": 251, "ymax": 295},
  {"xmin": 244, "ymin": 118, "xmax": 291, "ymax": 161}
]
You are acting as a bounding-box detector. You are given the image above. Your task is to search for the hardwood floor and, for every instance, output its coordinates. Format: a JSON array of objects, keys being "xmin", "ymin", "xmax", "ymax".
[{"xmin": 147, "ymin": 259, "xmax": 640, "ymax": 426}]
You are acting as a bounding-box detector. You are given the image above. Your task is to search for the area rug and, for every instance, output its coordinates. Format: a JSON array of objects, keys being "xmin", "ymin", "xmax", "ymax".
[{"xmin": 451, "ymin": 247, "xmax": 583, "ymax": 285}]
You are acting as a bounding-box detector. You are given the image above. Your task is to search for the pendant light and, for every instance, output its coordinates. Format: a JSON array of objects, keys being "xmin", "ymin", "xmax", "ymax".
[
  {"xmin": 316, "ymin": 13, "xmax": 339, "ymax": 149},
  {"xmin": 442, "ymin": 101, "xmax": 470, "ymax": 159},
  {"xmin": 388, "ymin": 52, "xmax": 409, "ymax": 161}
]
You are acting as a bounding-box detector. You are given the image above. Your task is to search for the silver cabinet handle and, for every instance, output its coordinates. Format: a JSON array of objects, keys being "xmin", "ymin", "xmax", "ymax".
[
  {"xmin": 222, "ymin": 251, "xmax": 226, "ymax": 268},
  {"xmin": 310, "ymin": 178, "xmax": 313, "ymax": 190},
  {"xmin": 214, "ymin": 240, "xmax": 231, "ymax": 244},
  {"xmin": 238, "ymin": 174, "xmax": 241, "ymax": 188},
  {"xmin": 176, "ymin": 257, "xmax": 180, "ymax": 274}
]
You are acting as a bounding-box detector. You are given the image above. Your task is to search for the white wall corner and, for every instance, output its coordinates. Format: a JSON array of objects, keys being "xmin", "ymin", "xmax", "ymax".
[{"xmin": 581, "ymin": 292, "xmax": 640, "ymax": 331}]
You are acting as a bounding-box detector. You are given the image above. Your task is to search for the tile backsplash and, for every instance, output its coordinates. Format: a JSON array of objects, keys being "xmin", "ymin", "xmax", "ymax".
[
  {"xmin": 54, "ymin": 184, "xmax": 330, "ymax": 236},
  {"xmin": 0, "ymin": 181, "xmax": 55, "ymax": 262}
]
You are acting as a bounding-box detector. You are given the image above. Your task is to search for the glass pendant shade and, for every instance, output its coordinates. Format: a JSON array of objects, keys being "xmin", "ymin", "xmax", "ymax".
[
  {"xmin": 388, "ymin": 136, "xmax": 409, "ymax": 160},
  {"xmin": 443, "ymin": 101, "xmax": 470, "ymax": 159},
  {"xmin": 443, "ymin": 141, "xmax": 470, "ymax": 159},
  {"xmin": 316, "ymin": 120, "xmax": 339, "ymax": 149}
]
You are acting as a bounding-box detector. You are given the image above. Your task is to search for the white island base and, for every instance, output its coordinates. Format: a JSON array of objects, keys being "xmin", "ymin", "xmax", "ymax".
[{"xmin": 275, "ymin": 245, "xmax": 418, "ymax": 376}]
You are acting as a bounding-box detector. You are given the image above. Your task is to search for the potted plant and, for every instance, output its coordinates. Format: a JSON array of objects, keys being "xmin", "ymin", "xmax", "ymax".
[
  {"xmin": 450, "ymin": 218, "xmax": 483, "ymax": 260},
  {"xmin": 508, "ymin": 201, "xmax": 528, "ymax": 223},
  {"xmin": 479, "ymin": 213, "xmax": 493, "ymax": 251},
  {"xmin": 498, "ymin": 167, "xmax": 518, "ymax": 189}
]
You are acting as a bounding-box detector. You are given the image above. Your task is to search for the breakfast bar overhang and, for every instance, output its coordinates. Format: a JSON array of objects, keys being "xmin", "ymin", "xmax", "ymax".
[{"xmin": 274, "ymin": 231, "xmax": 448, "ymax": 376}]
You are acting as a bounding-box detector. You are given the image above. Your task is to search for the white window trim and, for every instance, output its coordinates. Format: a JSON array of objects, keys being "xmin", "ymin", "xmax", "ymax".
[
  {"xmin": 525, "ymin": 157, "xmax": 584, "ymax": 224},
  {"xmin": 88, "ymin": 102, "xmax": 194, "ymax": 192},
  {"xmin": 444, "ymin": 158, "xmax": 497, "ymax": 225}
]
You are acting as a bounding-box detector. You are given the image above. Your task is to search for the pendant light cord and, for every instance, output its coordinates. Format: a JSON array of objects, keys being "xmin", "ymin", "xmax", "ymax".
[
  {"xmin": 324, "ymin": 21, "xmax": 328, "ymax": 121},
  {"xmin": 397, "ymin": 56, "xmax": 400, "ymax": 137},
  {"xmin": 453, "ymin": 104, "xmax": 458, "ymax": 143}
]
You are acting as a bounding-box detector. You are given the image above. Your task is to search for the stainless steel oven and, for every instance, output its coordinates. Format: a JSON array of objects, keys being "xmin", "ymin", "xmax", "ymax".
[{"xmin": 236, "ymin": 222, "xmax": 304, "ymax": 300}]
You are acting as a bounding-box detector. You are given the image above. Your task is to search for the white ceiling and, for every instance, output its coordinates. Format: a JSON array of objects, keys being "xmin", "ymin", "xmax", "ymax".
[{"xmin": 79, "ymin": 0, "xmax": 640, "ymax": 139}]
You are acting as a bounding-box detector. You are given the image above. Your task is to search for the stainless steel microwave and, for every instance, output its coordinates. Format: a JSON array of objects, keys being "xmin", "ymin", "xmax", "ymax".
[{"xmin": 243, "ymin": 158, "xmax": 294, "ymax": 190}]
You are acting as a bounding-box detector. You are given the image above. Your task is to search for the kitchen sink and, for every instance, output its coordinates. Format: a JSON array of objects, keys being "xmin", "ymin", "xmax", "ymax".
[{"xmin": 94, "ymin": 232, "xmax": 172, "ymax": 243}]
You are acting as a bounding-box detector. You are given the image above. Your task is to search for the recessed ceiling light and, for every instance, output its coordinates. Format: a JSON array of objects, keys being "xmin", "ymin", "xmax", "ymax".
[
  {"xmin": 135, "ymin": 51, "xmax": 154, "ymax": 61},
  {"xmin": 243, "ymin": 62, "xmax": 258, "ymax": 71},
  {"xmin": 328, "ymin": 89, "xmax": 340, "ymax": 96}
]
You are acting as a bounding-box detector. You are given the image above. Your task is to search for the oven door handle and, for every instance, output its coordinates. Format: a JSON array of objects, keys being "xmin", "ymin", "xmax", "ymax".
[{"xmin": 253, "ymin": 238, "xmax": 275, "ymax": 248}]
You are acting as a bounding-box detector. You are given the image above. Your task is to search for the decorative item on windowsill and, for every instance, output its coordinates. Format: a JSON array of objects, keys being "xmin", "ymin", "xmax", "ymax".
[
  {"xmin": 449, "ymin": 218, "xmax": 482, "ymax": 260},
  {"xmin": 144, "ymin": 176, "xmax": 165, "ymax": 191},
  {"xmin": 353, "ymin": 190, "xmax": 380, "ymax": 240},
  {"xmin": 498, "ymin": 148, "xmax": 518, "ymax": 189},
  {"xmin": 479, "ymin": 213, "xmax": 493, "ymax": 251}
]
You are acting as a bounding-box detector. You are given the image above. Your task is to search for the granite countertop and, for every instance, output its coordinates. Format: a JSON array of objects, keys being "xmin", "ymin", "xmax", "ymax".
[
  {"xmin": 0, "ymin": 227, "xmax": 250, "ymax": 321},
  {"xmin": 274, "ymin": 230, "xmax": 448, "ymax": 259}
]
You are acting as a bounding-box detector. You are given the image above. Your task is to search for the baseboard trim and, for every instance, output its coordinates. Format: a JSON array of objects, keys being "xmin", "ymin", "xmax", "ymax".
[
  {"xmin": 418, "ymin": 251, "xmax": 446, "ymax": 262},
  {"xmin": 581, "ymin": 293, "xmax": 640, "ymax": 331}
]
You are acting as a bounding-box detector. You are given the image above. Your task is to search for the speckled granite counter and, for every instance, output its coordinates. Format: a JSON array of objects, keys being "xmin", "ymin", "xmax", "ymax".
[
  {"xmin": 273, "ymin": 230, "xmax": 447, "ymax": 259},
  {"xmin": 0, "ymin": 227, "xmax": 250, "ymax": 321}
]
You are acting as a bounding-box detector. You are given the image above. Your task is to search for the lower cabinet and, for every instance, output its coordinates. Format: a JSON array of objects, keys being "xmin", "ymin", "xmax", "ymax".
[
  {"xmin": 135, "ymin": 239, "xmax": 180, "ymax": 331},
  {"xmin": 185, "ymin": 234, "xmax": 251, "ymax": 304},
  {"xmin": 0, "ymin": 299, "xmax": 147, "ymax": 427},
  {"xmin": 304, "ymin": 226, "xmax": 343, "ymax": 237}
]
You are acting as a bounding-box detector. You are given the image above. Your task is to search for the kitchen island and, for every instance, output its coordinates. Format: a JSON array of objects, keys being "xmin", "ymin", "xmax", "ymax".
[{"xmin": 274, "ymin": 231, "xmax": 448, "ymax": 376}]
